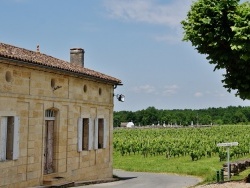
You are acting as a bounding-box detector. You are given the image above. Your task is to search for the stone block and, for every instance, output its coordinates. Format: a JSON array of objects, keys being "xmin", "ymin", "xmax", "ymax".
[
  {"xmin": 67, "ymin": 144, "xmax": 76, "ymax": 152},
  {"xmin": 58, "ymin": 158, "xmax": 66, "ymax": 166},
  {"xmin": 0, "ymin": 160, "xmax": 13, "ymax": 169},
  {"xmin": 58, "ymin": 164, "xmax": 67, "ymax": 173},
  {"xmin": 28, "ymin": 140, "xmax": 35, "ymax": 149},
  {"xmin": 68, "ymin": 151, "xmax": 79, "ymax": 158},
  {"xmin": 27, "ymin": 163, "xmax": 40, "ymax": 172},
  {"xmin": 17, "ymin": 165, "xmax": 26, "ymax": 174},
  {"xmin": 9, "ymin": 166, "xmax": 18, "ymax": 175},
  {"xmin": 20, "ymin": 148, "xmax": 27, "ymax": 157},
  {"xmin": 26, "ymin": 179, "xmax": 40, "ymax": 187},
  {"xmin": 27, "ymin": 171, "xmax": 39, "ymax": 180},
  {"xmin": 28, "ymin": 156, "xmax": 35, "ymax": 164}
]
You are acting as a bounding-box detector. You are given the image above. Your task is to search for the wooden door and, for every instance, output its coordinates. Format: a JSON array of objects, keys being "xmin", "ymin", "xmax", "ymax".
[{"xmin": 44, "ymin": 120, "xmax": 54, "ymax": 174}]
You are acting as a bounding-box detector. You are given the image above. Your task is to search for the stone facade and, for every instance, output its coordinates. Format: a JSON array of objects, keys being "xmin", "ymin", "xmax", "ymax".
[{"xmin": 0, "ymin": 43, "xmax": 122, "ymax": 187}]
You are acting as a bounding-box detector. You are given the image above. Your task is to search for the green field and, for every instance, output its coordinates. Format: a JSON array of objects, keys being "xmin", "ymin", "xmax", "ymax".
[{"xmin": 113, "ymin": 125, "xmax": 250, "ymax": 183}]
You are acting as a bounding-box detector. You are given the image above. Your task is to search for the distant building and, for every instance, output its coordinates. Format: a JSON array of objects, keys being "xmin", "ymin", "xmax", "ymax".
[
  {"xmin": 120, "ymin": 122, "xmax": 135, "ymax": 128},
  {"xmin": 0, "ymin": 42, "xmax": 122, "ymax": 187}
]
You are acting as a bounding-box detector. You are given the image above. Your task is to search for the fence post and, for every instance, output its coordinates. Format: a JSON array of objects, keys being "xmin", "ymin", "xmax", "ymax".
[
  {"xmin": 216, "ymin": 170, "xmax": 220, "ymax": 183},
  {"xmin": 220, "ymin": 169, "xmax": 224, "ymax": 183}
]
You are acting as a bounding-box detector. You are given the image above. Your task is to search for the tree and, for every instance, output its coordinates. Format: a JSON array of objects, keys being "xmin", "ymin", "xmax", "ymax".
[
  {"xmin": 199, "ymin": 114, "xmax": 212, "ymax": 125},
  {"xmin": 144, "ymin": 106, "xmax": 159, "ymax": 125},
  {"xmin": 232, "ymin": 110, "xmax": 248, "ymax": 124},
  {"xmin": 182, "ymin": 0, "xmax": 250, "ymax": 100},
  {"xmin": 222, "ymin": 112, "xmax": 233, "ymax": 124}
]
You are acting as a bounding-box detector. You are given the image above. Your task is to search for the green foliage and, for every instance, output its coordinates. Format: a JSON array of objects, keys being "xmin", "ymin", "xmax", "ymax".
[
  {"xmin": 113, "ymin": 126, "xmax": 250, "ymax": 183},
  {"xmin": 181, "ymin": 0, "xmax": 250, "ymax": 100},
  {"xmin": 114, "ymin": 126, "xmax": 250, "ymax": 160}
]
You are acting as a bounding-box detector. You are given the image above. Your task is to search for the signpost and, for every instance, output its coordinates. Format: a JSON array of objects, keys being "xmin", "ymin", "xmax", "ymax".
[{"xmin": 217, "ymin": 142, "xmax": 239, "ymax": 180}]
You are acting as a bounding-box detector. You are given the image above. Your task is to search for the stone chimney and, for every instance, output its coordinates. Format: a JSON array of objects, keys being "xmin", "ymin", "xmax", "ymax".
[{"xmin": 70, "ymin": 48, "xmax": 85, "ymax": 67}]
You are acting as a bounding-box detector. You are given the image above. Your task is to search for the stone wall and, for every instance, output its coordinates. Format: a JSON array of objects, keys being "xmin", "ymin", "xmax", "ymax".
[{"xmin": 223, "ymin": 159, "xmax": 250, "ymax": 175}]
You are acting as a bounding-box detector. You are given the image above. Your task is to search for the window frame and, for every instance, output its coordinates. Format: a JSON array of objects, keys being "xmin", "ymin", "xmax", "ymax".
[
  {"xmin": 78, "ymin": 117, "xmax": 93, "ymax": 152},
  {"xmin": 0, "ymin": 116, "xmax": 19, "ymax": 161},
  {"xmin": 94, "ymin": 117, "xmax": 107, "ymax": 150}
]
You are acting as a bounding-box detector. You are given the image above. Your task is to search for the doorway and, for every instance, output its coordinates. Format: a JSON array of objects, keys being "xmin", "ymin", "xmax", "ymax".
[
  {"xmin": 44, "ymin": 120, "xmax": 54, "ymax": 174},
  {"xmin": 44, "ymin": 109, "xmax": 56, "ymax": 174}
]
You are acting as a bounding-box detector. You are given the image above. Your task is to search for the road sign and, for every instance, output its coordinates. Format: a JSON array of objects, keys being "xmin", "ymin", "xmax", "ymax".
[
  {"xmin": 216, "ymin": 142, "xmax": 239, "ymax": 181},
  {"xmin": 217, "ymin": 142, "xmax": 238, "ymax": 147}
]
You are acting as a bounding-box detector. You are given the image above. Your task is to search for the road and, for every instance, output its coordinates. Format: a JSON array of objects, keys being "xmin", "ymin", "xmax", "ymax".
[{"xmin": 78, "ymin": 169, "xmax": 201, "ymax": 188}]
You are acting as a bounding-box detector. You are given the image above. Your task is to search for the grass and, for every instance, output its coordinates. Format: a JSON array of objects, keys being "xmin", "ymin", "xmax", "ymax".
[{"xmin": 113, "ymin": 152, "xmax": 250, "ymax": 184}]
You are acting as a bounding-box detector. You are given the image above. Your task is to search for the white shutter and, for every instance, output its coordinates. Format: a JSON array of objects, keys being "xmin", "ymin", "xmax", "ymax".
[
  {"xmin": 12, "ymin": 116, "xmax": 20, "ymax": 160},
  {"xmin": 103, "ymin": 119, "xmax": 108, "ymax": 149},
  {"xmin": 77, "ymin": 118, "xmax": 83, "ymax": 152},
  {"xmin": 94, "ymin": 118, "xmax": 98, "ymax": 150},
  {"xmin": 0, "ymin": 117, "xmax": 7, "ymax": 161},
  {"xmin": 88, "ymin": 118, "xmax": 93, "ymax": 150}
]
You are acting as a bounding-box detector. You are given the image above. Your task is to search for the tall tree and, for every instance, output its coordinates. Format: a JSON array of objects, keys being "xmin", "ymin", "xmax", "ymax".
[
  {"xmin": 232, "ymin": 110, "xmax": 248, "ymax": 123},
  {"xmin": 182, "ymin": 0, "xmax": 250, "ymax": 100}
]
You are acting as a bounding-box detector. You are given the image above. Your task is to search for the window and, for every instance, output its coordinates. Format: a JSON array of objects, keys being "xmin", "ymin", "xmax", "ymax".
[
  {"xmin": 0, "ymin": 116, "xmax": 19, "ymax": 161},
  {"xmin": 98, "ymin": 119, "xmax": 104, "ymax": 148},
  {"xmin": 5, "ymin": 71, "xmax": 12, "ymax": 82},
  {"xmin": 83, "ymin": 85, "xmax": 87, "ymax": 93},
  {"xmin": 94, "ymin": 118, "xmax": 107, "ymax": 149},
  {"xmin": 51, "ymin": 79, "xmax": 55, "ymax": 88},
  {"xmin": 98, "ymin": 88, "xmax": 102, "ymax": 95},
  {"xmin": 78, "ymin": 118, "xmax": 93, "ymax": 151},
  {"xmin": 45, "ymin": 109, "xmax": 56, "ymax": 119}
]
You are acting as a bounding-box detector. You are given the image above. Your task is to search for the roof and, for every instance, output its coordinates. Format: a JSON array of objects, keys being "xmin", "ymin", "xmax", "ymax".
[{"xmin": 0, "ymin": 42, "xmax": 122, "ymax": 85}]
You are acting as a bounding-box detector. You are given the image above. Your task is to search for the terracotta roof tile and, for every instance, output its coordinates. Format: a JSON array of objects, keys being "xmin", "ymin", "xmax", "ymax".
[{"xmin": 0, "ymin": 42, "xmax": 122, "ymax": 85}]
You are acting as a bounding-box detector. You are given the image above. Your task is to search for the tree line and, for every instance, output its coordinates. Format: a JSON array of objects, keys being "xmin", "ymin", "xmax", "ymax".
[{"xmin": 114, "ymin": 106, "xmax": 250, "ymax": 127}]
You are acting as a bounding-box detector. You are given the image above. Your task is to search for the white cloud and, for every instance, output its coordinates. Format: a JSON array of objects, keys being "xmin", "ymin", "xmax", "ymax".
[
  {"xmin": 103, "ymin": 0, "xmax": 191, "ymax": 27},
  {"xmin": 194, "ymin": 91, "xmax": 228, "ymax": 98},
  {"xmin": 132, "ymin": 84, "xmax": 180, "ymax": 96},
  {"xmin": 162, "ymin": 84, "xmax": 179, "ymax": 96},
  {"xmin": 103, "ymin": 0, "xmax": 192, "ymax": 42},
  {"xmin": 194, "ymin": 92, "xmax": 203, "ymax": 97},
  {"xmin": 133, "ymin": 84, "xmax": 156, "ymax": 94}
]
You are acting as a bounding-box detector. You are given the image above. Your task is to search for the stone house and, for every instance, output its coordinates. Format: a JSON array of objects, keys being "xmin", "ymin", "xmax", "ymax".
[{"xmin": 0, "ymin": 42, "xmax": 122, "ymax": 187}]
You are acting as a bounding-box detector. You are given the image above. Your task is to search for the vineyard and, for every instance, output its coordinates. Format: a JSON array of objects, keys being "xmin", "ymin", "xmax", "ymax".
[{"xmin": 113, "ymin": 125, "xmax": 250, "ymax": 161}]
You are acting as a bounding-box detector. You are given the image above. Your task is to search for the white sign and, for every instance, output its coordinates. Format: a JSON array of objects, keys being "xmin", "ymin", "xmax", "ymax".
[
  {"xmin": 216, "ymin": 141, "xmax": 239, "ymax": 181},
  {"xmin": 217, "ymin": 142, "xmax": 238, "ymax": 147}
]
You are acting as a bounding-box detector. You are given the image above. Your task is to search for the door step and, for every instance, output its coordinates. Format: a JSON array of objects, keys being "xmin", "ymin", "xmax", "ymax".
[{"xmin": 43, "ymin": 176, "xmax": 74, "ymax": 187}]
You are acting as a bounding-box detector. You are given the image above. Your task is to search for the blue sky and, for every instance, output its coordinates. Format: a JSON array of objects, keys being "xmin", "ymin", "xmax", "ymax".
[{"xmin": 1, "ymin": 0, "xmax": 250, "ymax": 111}]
